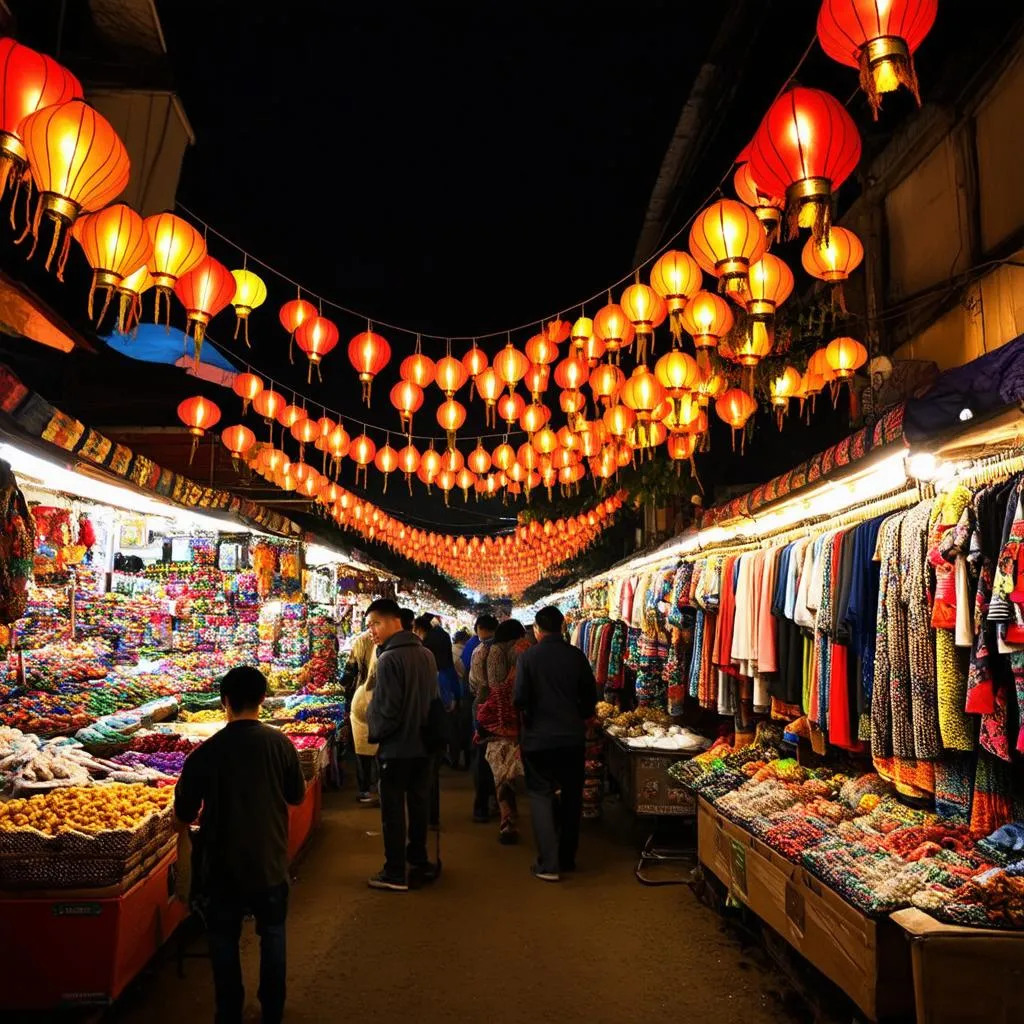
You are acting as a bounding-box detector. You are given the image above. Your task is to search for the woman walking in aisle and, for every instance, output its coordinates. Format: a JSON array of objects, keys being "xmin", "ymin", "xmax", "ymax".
[{"xmin": 477, "ymin": 619, "xmax": 529, "ymax": 844}]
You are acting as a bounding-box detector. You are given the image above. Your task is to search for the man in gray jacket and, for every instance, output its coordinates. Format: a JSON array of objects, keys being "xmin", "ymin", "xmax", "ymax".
[{"xmin": 365, "ymin": 598, "xmax": 440, "ymax": 892}]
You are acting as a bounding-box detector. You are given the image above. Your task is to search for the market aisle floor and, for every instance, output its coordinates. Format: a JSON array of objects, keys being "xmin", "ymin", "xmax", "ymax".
[{"xmin": 106, "ymin": 770, "xmax": 796, "ymax": 1024}]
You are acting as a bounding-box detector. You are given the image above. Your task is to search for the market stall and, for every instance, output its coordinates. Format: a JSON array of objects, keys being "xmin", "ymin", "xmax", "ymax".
[
  {"xmin": 0, "ymin": 442, "xmax": 361, "ymax": 1012},
  {"xmin": 535, "ymin": 411, "xmax": 1024, "ymax": 1019}
]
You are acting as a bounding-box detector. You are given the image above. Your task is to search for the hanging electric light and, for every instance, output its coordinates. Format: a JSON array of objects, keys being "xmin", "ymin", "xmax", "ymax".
[
  {"xmin": 649, "ymin": 249, "xmax": 703, "ymax": 345},
  {"xmin": 279, "ymin": 296, "xmax": 316, "ymax": 363},
  {"xmin": 817, "ymin": 0, "xmax": 938, "ymax": 118},
  {"xmin": 689, "ymin": 198, "xmax": 767, "ymax": 298},
  {"xmin": 620, "ymin": 275, "xmax": 663, "ymax": 362},
  {"xmin": 475, "ymin": 368, "xmax": 502, "ymax": 428},
  {"xmin": 18, "ymin": 99, "xmax": 130, "ymax": 276},
  {"xmin": 229, "ymin": 268, "xmax": 267, "ymax": 346},
  {"xmin": 715, "ymin": 388, "xmax": 758, "ymax": 452},
  {"xmin": 144, "ymin": 213, "xmax": 207, "ymax": 325},
  {"xmin": 494, "ymin": 341, "xmax": 530, "ymax": 394},
  {"xmin": 232, "ymin": 371, "xmax": 264, "ymax": 414},
  {"xmin": 173, "ymin": 255, "xmax": 237, "ymax": 366},
  {"xmin": 769, "ymin": 365, "xmax": 802, "ymax": 429},
  {"xmin": 71, "ymin": 204, "xmax": 152, "ymax": 331},
  {"xmin": 437, "ymin": 398, "xmax": 467, "ymax": 451},
  {"xmin": 736, "ymin": 253, "xmax": 794, "ymax": 367},
  {"xmin": 347, "ymin": 327, "xmax": 390, "ymax": 404},
  {"xmin": 592, "ymin": 297, "xmax": 634, "ymax": 361},
  {"xmin": 825, "ymin": 335, "xmax": 868, "ymax": 380},
  {"xmin": 680, "ymin": 290, "xmax": 734, "ymax": 369},
  {"xmin": 177, "ymin": 396, "xmax": 222, "ymax": 462},
  {"xmin": 748, "ymin": 86, "xmax": 861, "ymax": 243},
  {"xmin": 801, "ymin": 226, "xmax": 864, "ymax": 311},
  {"xmin": 389, "ymin": 379, "xmax": 424, "ymax": 434},
  {"xmin": 733, "ymin": 159, "xmax": 786, "ymax": 246}
]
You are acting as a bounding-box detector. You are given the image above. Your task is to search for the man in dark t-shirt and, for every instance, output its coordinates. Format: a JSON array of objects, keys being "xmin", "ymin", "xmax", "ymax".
[{"xmin": 175, "ymin": 666, "xmax": 306, "ymax": 1024}]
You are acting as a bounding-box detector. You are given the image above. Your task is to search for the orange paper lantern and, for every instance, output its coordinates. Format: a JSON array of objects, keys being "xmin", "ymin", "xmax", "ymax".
[
  {"xmin": 173, "ymin": 255, "xmax": 236, "ymax": 364},
  {"xmin": 144, "ymin": 213, "xmax": 207, "ymax": 324},
  {"xmin": 689, "ymin": 198, "xmax": 767, "ymax": 297},
  {"xmin": 348, "ymin": 330, "xmax": 391, "ymax": 405}
]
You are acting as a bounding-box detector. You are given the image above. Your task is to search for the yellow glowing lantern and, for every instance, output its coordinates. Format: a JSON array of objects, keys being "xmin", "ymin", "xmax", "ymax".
[
  {"xmin": 825, "ymin": 336, "xmax": 868, "ymax": 380},
  {"xmin": 229, "ymin": 268, "xmax": 267, "ymax": 346},
  {"xmin": 801, "ymin": 226, "xmax": 864, "ymax": 310},
  {"xmin": 689, "ymin": 198, "xmax": 767, "ymax": 296}
]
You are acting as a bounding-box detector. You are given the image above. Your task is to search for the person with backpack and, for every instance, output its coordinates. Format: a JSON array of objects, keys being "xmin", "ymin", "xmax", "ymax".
[{"xmin": 365, "ymin": 598, "xmax": 441, "ymax": 892}]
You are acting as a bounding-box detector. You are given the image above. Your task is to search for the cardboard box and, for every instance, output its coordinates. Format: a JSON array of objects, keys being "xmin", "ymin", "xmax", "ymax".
[{"xmin": 891, "ymin": 908, "xmax": 1024, "ymax": 1024}]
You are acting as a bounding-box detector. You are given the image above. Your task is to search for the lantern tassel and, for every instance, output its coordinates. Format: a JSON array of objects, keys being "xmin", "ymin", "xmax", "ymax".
[
  {"xmin": 94, "ymin": 285, "xmax": 114, "ymax": 331},
  {"xmin": 9, "ymin": 168, "xmax": 31, "ymax": 232},
  {"xmin": 55, "ymin": 227, "xmax": 72, "ymax": 280},
  {"xmin": 382, "ymin": 472, "xmax": 388, "ymax": 495},
  {"xmin": 87, "ymin": 277, "xmax": 97, "ymax": 321}
]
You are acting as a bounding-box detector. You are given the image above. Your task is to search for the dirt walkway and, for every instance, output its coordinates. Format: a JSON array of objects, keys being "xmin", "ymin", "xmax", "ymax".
[{"xmin": 105, "ymin": 770, "xmax": 797, "ymax": 1023}]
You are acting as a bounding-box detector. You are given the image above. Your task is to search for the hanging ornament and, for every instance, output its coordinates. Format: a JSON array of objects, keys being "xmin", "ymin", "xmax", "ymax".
[
  {"xmin": 680, "ymin": 290, "xmax": 734, "ymax": 369},
  {"xmin": 71, "ymin": 204, "xmax": 152, "ymax": 331},
  {"xmin": 801, "ymin": 226, "xmax": 864, "ymax": 311},
  {"xmin": 592, "ymin": 296, "xmax": 635, "ymax": 361},
  {"xmin": 173, "ymin": 255, "xmax": 236, "ymax": 366},
  {"xmin": 715, "ymin": 388, "xmax": 758, "ymax": 452},
  {"xmin": 494, "ymin": 340, "xmax": 529, "ymax": 394},
  {"xmin": 279, "ymin": 296, "xmax": 316, "ymax": 363},
  {"xmin": 288, "ymin": 314, "xmax": 336, "ymax": 382},
  {"xmin": 144, "ymin": 213, "xmax": 207, "ymax": 325},
  {"xmin": 291, "ymin": 415, "xmax": 319, "ymax": 449},
  {"xmin": 588, "ymin": 363, "xmax": 625, "ymax": 409},
  {"xmin": 17, "ymin": 99, "xmax": 129, "ymax": 277},
  {"xmin": 825, "ymin": 336, "xmax": 868, "ymax": 380},
  {"xmin": 649, "ymin": 249, "xmax": 703, "ymax": 344},
  {"xmin": 456, "ymin": 468, "xmax": 477, "ymax": 503},
  {"xmin": 474, "ymin": 367, "xmax": 502, "ymax": 428},
  {"xmin": 252, "ymin": 388, "xmax": 285, "ymax": 436},
  {"xmin": 437, "ymin": 398, "xmax": 467, "ymax": 451},
  {"xmin": 666, "ymin": 433, "xmax": 698, "ymax": 476},
  {"xmin": 544, "ymin": 319, "xmax": 572, "ymax": 346},
  {"xmin": 525, "ymin": 363, "xmax": 551, "ymax": 402},
  {"xmin": 619, "ymin": 365, "xmax": 667, "ymax": 450},
  {"xmin": 519, "ymin": 402, "xmax": 550, "ymax": 438},
  {"xmin": 232, "ymin": 371, "xmax": 264, "ymax": 414},
  {"xmin": 401, "ymin": 338, "xmax": 436, "ymax": 387},
  {"xmin": 559, "ymin": 388, "xmax": 586, "ymax": 427},
  {"xmin": 571, "ymin": 316, "xmax": 594, "ymax": 352},
  {"xmin": 398, "ymin": 444, "xmax": 421, "ymax": 494},
  {"xmin": 553, "ymin": 354, "xmax": 589, "ymax": 393},
  {"xmin": 435, "ymin": 353, "xmax": 469, "ymax": 397},
  {"xmin": 748, "ymin": 87, "xmax": 861, "ymax": 243},
  {"xmin": 114, "ymin": 265, "xmax": 153, "ymax": 335},
  {"xmin": 733, "ymin": 159, "xmax": 786, "ymax": 247},
  {"xmin": 492, "ymin": 442, "xmax": 516, "ymax": 472},
  {"xmin": 498, "ymin": 392, "xmax": 526, "ymax": 428},
  {"xmin": 436, "ymin": 469, "xmax": 457, "ymax": 507},
  {"xmin": 177, "ymin": 396, "xmax": 221, "ymax": 462},
  {"xmin": 654, "ymin": 350, "xmax": 701, "ymax": 420},
  {"xmin": 349, "ymin": 433, "xmax": 376, "ymax": 487},
  {"xmin": 736, "ymin": 253, "xmax": 794, "ymax": 369},
  {"xmin": 348, "ymin": 327, "xmax": 390, "ymax": 404},
  {"xmin": 603, "ymin": 403, "xmax": 637, "ymax": 440},
  {"xmin": 0, "ymin": 38, "xmax": 82, "ymax": 205},
  {"xmin": 221, "ymin": 424, "xmax": 256, "ymax": 468},
  {"xmin": 817, "ymin": 0, "xmax": 937, "ymax": 118},
  {"xmin": 769, "ymin": 365, "xmax": 802, "ymax": 429},
  {"xmin": 620, "ymin": 275, "xmax": 663, "ymax": 363},
  {"xmin": 462, "ymin": 341, "xmax": 488, "ymax": 396},
  {"xmin": 689, "ymin": 198, "xmax": 767, "ymax": 298},
  {"xmin": 374, "ymin": 439, "xmax": 399, "ymax": 494},
  {"xmin": 532, "ymin": 427, "xmax": 558, "ymax": 456},
  {"xmin": 468, "ymin": 441, "xmax": 492, "ymax": 475},
  {"xmin": 389, "ymin": 379, "xmax": 424, "ymax": 434},
  {"xmin": 525, "ymin": 331, "xmax": 559, "ymax": 367},
  {"xmin": 326, "ymin": 424, "xmax": 351, "ymax": 474},
  {"xmin": 694, "ymin": 366, "xmax": 728, "ymax": 409},
  {"xmin": 229, "ymin": 267, "xmax": 267, "ymax": 347}
]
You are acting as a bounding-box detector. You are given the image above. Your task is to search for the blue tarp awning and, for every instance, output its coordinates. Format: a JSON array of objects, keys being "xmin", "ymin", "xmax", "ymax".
[{"xmin": 104, "ymin": 325, "xmax": 239, "ymax": 387}]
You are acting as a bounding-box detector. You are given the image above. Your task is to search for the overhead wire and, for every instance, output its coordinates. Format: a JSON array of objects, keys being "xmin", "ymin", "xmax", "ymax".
[{"xmin": 172, "ymin": 33, "xmax": 823, "ymax": 349}]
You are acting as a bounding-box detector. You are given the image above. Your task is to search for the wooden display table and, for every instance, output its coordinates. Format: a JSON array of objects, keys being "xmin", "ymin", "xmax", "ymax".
[
  {"xmin": 0, "ymin": 776, "xmax": 323, "ymax": 1012},
  {"xmin": 697, "ymin": 797, "xmax": 915, "ymax": 1022},
  {"xmin": 891, "ymin": 907, "xmax": 1024, "ymax": 1024}
]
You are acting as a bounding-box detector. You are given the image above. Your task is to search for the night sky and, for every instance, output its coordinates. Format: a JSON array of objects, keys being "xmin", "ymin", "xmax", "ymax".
[{"xmin": 4, "ymin": 0, "xmax": 1008, "ymax": 553}]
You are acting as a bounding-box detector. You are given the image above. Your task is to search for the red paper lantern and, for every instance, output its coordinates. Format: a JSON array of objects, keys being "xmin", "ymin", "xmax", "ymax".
[
  {"xmin": 178, "ymin": 396, "xmax": 221, "ymax": 462},
  {"xmin": 525, "ymin": 363, "xmax": 551, "ymax": 401},
  {"xmin": 715, "ymin": 388, "xmax": 758, "ymax": 452},
  {"xmin": 589, "ymin": 363, "xmax": 625, "ymax": 408},
  {"xmin": 494, "ymin": 343, "xmax": 530, "ymax": 393},
  {"xmin": 294, "ymin": 315, "xmax": 340, "ymax": 381},
  {"xmin": 818, "ymin": 0, "xmax": 937, "ymax": 117},
  {"xmin": 401, "ymin": 351, "xmax": 436, "ymax": 387},
  {"xmin": 232, "ymin": 372, "xmax": 264, "ymax": 413},
  {"xmin": 173, "ymin": 256, "xmax": 236, "ymax": 364},
  {"xmin": 592, "ymin": 301, "xmax": 635, "ymax": 357},
  {"xmin": 498, "ymin": 392, "xmax": 526, "ymax": 427},
  {"xmin": 0, "ymin": 39, "xmax": 82, "ymax": 200},
  {"xmin": 435, "ymin": 355, "xmax": 469, "ymax": 397},
  {"xmin": 390, "ymin": 379, "xmax": 424, "ymax": 433},
  {"xmin": 525, "ymin": 332, "xmax": 559, "ymax": 366},
  {"xmin": 221, "ymin": 424, "xmax": 256, "ymax": 462},
  {"xmin": 349, "ymin": 433, "xmax": 377, "ymax": 487},
  {"xmin": 348, "ymin": 330, "xmax": 391, "ymax": 405},
  {"xmin": 279, "ymin": 297, "xmax": 316, "ymax": 363},
  {"xmin": 475, "ymin": 367, "xmax": 503, "ymax": 428},
  {"xmin": 748, "ymin": 87, "xmax": 861, "ymax": 243},
  {"xmin": 462, "ymin": 343, "xmax": 488, "ymax": 392}
]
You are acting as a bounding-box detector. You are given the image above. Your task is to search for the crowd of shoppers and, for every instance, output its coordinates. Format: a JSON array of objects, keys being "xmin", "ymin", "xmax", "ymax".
[{"xmin": 173, "ymin": 604, "xmax": 597, "ymax": 1021}]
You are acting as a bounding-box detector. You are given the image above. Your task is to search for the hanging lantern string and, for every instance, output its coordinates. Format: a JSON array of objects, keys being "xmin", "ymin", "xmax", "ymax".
[
  {"xmin": 204, "ymin": 334, "xmax": 527, "ymax": 446},
  {"xmin": 169, "ymin": 38, "xmax": 823, "ymax": 350}
]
